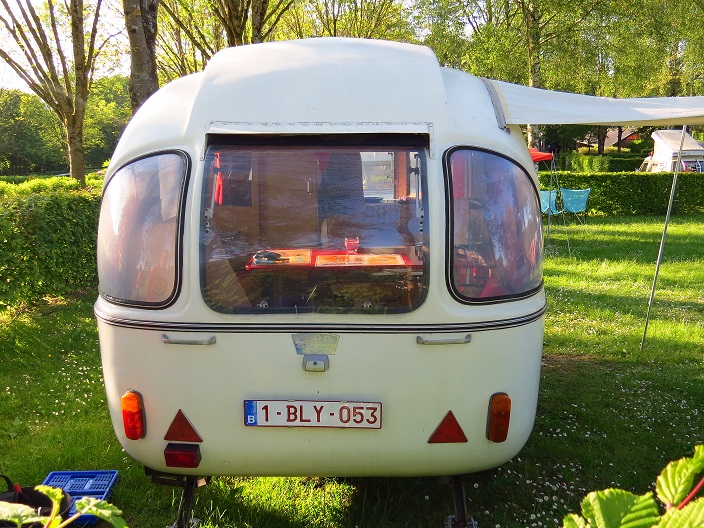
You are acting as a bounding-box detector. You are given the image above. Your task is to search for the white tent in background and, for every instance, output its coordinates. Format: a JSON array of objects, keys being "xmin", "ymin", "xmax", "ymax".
[{"xmin": 640, "ymin": 129, "xmax": 704, "ymax": 172}]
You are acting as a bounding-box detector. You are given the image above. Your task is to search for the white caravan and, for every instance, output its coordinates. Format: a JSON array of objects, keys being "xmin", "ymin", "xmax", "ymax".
[
  {"xmin": 95, "ymin": 38, "xmax": 704, "ymax": 528},
  {"xmin": 639, "ymin": 129, "xmax": 704, "ymax": 172}
]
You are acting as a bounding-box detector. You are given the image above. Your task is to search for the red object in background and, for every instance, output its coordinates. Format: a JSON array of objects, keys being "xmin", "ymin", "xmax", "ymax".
[{"xmin": 529, "ymin": 148, "xmax": 553, "ymax": 162}]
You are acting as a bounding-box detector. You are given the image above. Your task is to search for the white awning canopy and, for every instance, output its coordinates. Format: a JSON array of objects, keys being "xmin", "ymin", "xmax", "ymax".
[{"xmin": 484, "ymin": 79, "xmax": 704, "ymax": 126}]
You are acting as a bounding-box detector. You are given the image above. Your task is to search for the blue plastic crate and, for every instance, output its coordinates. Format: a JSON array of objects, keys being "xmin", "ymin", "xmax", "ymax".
[{"xmin": 42, "ymin": 470, "xmax": 119, "ymax": 525}]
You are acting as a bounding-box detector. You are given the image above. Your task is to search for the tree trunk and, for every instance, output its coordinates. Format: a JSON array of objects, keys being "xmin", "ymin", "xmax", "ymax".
[
  {"xmin": 66, "ymin": 120, "xmax": 86, "ymax": 187},
  {"xmin": 596, "ymin": 125, "xmax": 606, "ymax": 155},
  {"xmin": 124, "ymin": 0, "xmax": 160, "ymax": 113},
  {"xmin": 217, "ymin": 0, "xmax": 249, "ymax": 46},
  {"xmin": 523, "ymin": 0, "xmax": 542, "ymax": 147},
  {"xmin": 251, "ymin": 0, "xmax": 268, "ymax": 43}
]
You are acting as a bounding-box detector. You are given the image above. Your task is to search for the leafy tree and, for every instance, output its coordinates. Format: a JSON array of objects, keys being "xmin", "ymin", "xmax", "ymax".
[
  {"xmin": 0, "ymin": 0, "xmax": 107, "ymax": 186},
  {"xmin": 156, "ymin": 0, "xmax": 226, "ymax": 80},
  {"xmin": 412, "ymin": 0, "xmax": 469, "ymax": 68},
  {"xmin": 0, "ymin": 89, "xmax": 65, "ymax": 175},
  {"xmin": 272, "ymin": 0, "xmax": 415, "ymax": 42},
  {"xmin": 0, "ymin": 89, "xmax": 42, "ymax": 175},
  {"xmin": 414, "ymin": 0, "xmax": 608, "ymax": 146},
  {"xmin": 84, "ymin": 75, "xmax": 131, "ymax": 168},
  {"xmin": 156, "ymin": 0, "xmax": 295, "ymax": 81}
]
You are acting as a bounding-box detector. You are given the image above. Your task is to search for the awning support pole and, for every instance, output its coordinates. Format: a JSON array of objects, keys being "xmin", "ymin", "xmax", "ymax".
[{"xmin": 641, "ymin": 125, "xmax": 686, "ymax": 351}]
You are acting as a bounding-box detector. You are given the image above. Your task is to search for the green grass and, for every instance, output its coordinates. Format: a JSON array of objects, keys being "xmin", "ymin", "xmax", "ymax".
[{"xmin": 1, "ymin": 215, "xmax": 703, "ymax": 528}]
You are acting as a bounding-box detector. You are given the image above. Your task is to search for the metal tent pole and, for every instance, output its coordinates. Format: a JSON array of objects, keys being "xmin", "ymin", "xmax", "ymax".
[
  {"xmin": 641, "ymin": 125, "xmax": 687, "ymax": 351},
  {"xmin": 547, "ymin": 155, "xmax": 570, "ymax": 254}
]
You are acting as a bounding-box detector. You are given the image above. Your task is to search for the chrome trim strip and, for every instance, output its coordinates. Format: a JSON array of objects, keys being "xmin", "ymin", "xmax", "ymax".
[{"xmin": 95, "ymin": 302, "xmax": 546, "ymax": 334}]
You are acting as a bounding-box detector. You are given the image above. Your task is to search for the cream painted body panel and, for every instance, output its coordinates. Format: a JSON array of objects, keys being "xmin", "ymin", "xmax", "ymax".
[{"xmin": 97, "ymin": 316, "xmax": 544, "ymax": 476}]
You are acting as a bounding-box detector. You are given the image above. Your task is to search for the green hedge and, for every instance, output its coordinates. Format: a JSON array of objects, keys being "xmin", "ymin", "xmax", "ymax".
[
  {"xmin": 538, "ymin": 171, "xmax": 704, "ymax": 215},
  {"xmin": 0, "ymin": 186, "xmax": 101, "ymax": 307},
  {"xmin": 0, "ymin": 174, "xmax": 103, "ymax": 199},
  {"xmin": 567, "ymin": 152, "xmax": 644, "ymax": 173}
]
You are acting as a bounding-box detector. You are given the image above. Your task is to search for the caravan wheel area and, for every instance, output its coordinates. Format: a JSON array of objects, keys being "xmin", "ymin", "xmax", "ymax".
[{"xmin": 95, "ymin": 38, "xmax": 547, "ymax": 524}]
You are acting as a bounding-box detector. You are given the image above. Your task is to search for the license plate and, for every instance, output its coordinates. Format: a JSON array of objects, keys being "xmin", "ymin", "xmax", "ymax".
[{"xmin": 244, "ymin": 400, "xmax": 382, "ymax": 429}]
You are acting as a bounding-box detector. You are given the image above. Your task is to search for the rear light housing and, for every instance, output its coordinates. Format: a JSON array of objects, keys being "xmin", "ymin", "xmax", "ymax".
[
  {"xmin": 121, "ymin": 390, "xmax": 146, "ymax": 440},
  {"xmin": 486, "ymin": 392, "xmax": 511, "ymax": 443},
  {"xmin": 164, "ymin": 443, "xmax": 201, "ymax": 468}
]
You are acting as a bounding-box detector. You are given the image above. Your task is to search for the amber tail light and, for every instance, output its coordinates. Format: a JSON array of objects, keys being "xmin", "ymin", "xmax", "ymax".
[
  {"xmin": 121, "ymin": 390, "xmax": 146, "ymax": 440},
  {"xmin": 486, "ymin": 392, "xmax": 511, "ymax": 443}
]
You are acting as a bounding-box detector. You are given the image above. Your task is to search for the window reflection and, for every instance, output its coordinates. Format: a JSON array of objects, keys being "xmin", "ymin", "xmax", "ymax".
[
  {"xmin": 200, "ymin": 140, "xmax": 429, "ymax": 314},
  {"xmin": 98, "ymin": 153, "xmax": 186, "ymax": 306},
  {"xmin": 448, "ymin": 149, "xmax": 542, "ymax": 301}
]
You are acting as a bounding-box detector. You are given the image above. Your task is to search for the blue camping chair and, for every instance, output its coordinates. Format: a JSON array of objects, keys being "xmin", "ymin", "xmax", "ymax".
[
  {"xmin": 539, "ymin": 189, "xmax": 570, "ymax": 253},
  {"xmin": 560, "ymin": 188, "xmax": 590, "ymax": 224},
  {"xmin": 539, "ymin": 189, "xmax": 562, "ymax": 216}
]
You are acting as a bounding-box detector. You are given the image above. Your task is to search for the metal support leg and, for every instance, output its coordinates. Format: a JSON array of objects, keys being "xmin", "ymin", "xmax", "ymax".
[
  {"xmin": 173, "ymin": 476, "xmax": 201, "ymax": 528},
  {"xmin": 445, "ymin": 476, "xmax": 478, "ymax": 528},
  {"xmin": 146, "ymin": 468, "xmax": 206, "ymax": 528}
]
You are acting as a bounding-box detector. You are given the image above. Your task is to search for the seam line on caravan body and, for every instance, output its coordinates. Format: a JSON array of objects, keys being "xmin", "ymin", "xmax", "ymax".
[
  {"xmin": 94, "ymin": 302, "xmax": 546, "ymax": 334},
  {"xmin": 206, "ymin": 121, "xmax": 434, "ymax": 133}
]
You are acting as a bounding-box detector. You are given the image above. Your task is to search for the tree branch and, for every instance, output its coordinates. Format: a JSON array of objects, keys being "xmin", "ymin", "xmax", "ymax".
[{"xmin": 160, "ymin": 0, "xmax": 216, "ymax": 58}]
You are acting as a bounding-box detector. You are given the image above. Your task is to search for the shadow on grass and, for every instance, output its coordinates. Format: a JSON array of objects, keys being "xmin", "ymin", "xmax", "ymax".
[{"xmin": 185, "ymin": 475, "xmax": 455, "ymax": 528}]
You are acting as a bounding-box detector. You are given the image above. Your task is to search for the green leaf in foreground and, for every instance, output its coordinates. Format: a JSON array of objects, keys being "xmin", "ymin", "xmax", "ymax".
[
  {"xmin": 577, "ymin": 489, "xmax": 660, "ymax": 528},
  {"xmin": 73, "ymin": 497, "xmax": 128, "ymax": 528},
  {"xmin": 656, "ymin": 445, "xmax": 704, "ymax": 509},
  {"xmin": 34, "ymin": 485, "xmax": 65, "ymax": 519},
  {"xmin": 0, "ymin": 501, "xmax": 48, "ymax": 527},
  {"xmin": 563, "ymin": 513, "xmax": 590, "ymax": 528},
  {"xmin": 657, "ymin": 498, "xmax": 704, "ymax": 527}
]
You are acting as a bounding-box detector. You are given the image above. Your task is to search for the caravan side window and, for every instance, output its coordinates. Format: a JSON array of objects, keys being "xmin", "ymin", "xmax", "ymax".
[
  {"xmin": 97, "ymin": 152, "xmax": 188, "ymax": 307},
  {"xmin": 446, "ymin": 148, "xmax": 542, "ymax": 302}
]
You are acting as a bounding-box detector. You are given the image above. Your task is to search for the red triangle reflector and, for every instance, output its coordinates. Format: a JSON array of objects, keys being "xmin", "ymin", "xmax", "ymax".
[
  {"xmin": 164, "ymin": 409, "xmax": 203, "ymax": 442},
  {"xmin": 428, "ymin": 410, "xmax": 468, "ymax": 443}
]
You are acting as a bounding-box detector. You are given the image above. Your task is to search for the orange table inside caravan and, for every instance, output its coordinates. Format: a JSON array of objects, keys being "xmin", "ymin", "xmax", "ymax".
[
  {"xmin": 245, "ymin": 249, "xmax": 412, "ymax": 270},
  {"xmin": 242, "ymin": 248, "xmax": 421, "ymax": 309}
]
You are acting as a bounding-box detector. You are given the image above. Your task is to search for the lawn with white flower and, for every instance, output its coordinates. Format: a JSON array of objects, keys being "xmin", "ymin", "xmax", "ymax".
[{"xmin": 1, "ymin": 216, "xmax": 702, "ymax": 527}]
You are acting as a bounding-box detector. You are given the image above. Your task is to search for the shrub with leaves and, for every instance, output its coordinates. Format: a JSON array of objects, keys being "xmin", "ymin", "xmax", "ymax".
[
  {"xmin": 564, "ymin": 445, "xmax": 704, "ymax": 527},
  {"xmin": 0, "ymin": 187, "xmax": 101, "ymax": 307},
  {"xmin": 0, "ymin": 485, "xmax": 127, "ymax": 527}
]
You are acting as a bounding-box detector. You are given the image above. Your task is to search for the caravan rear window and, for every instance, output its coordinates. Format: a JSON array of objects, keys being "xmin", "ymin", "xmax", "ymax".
[
  {"xmin": 446, "ymin": 148, "xmax": 542, "ymax": 302},
  {"xmin": 200, "ymin": 135, "xmax": 429, "ymax": 314}
]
